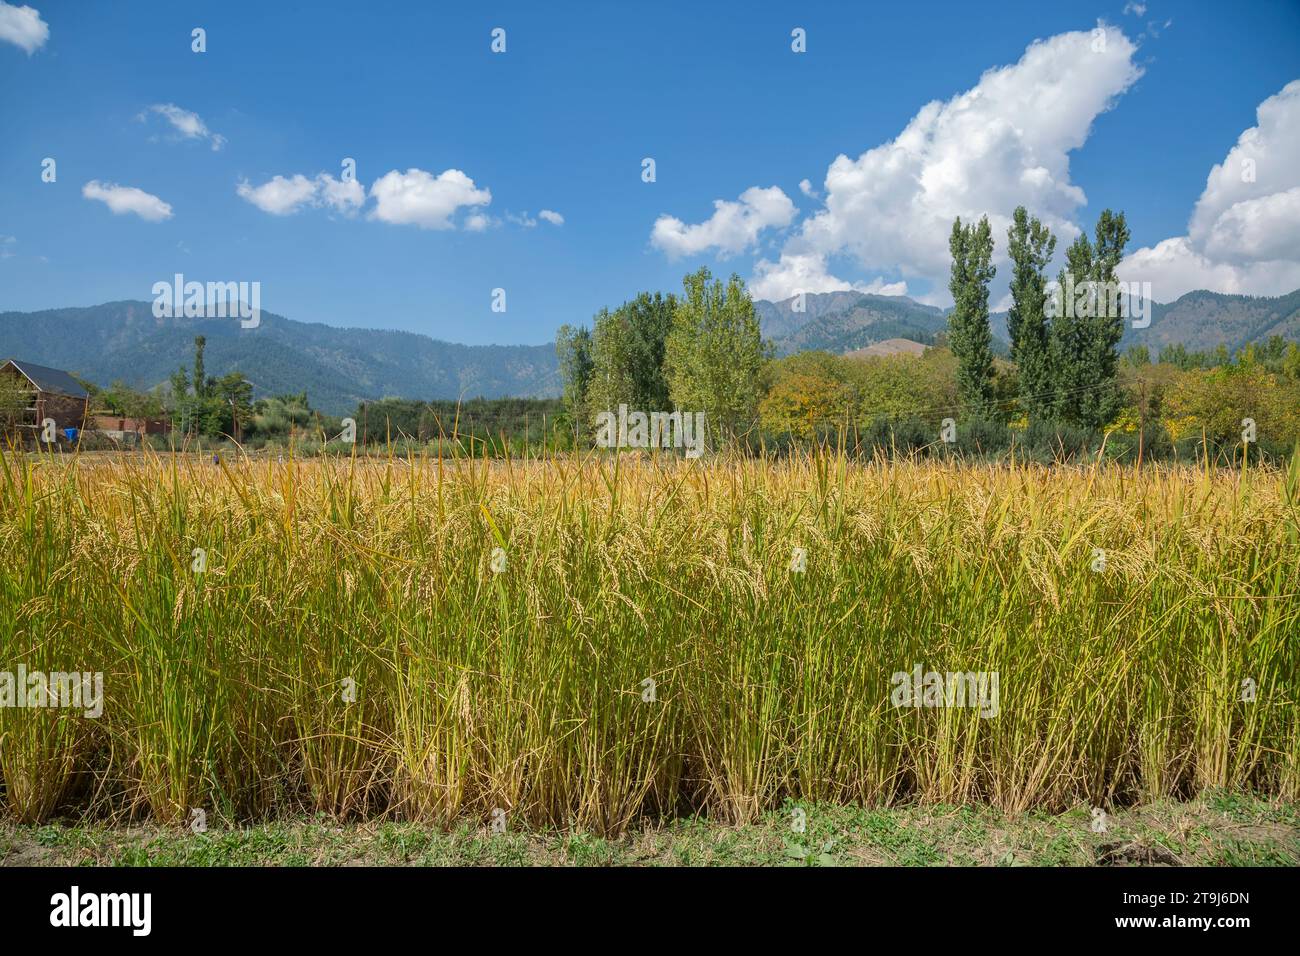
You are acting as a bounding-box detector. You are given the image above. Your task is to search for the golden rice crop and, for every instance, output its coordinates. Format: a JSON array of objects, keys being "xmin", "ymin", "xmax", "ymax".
[{"xmin": 1, "ymin": 446, "xmax": 1297, "ymax": 832}]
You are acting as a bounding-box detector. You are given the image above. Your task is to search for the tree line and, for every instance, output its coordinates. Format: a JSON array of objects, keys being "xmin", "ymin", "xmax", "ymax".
[
  {"xmin": 556, "ymin": 206, "xmax": 1299, "ymax": 462},
  {"xmin": 947, "ymin": 205, "xmax": 1131, "ymax": 432},
  {"xmin": 556, "ymin": 267, "xmax": 767, "ymax": 447}
]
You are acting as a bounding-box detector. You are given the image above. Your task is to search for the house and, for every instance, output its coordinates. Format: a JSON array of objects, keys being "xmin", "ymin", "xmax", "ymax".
[
  {"xmin": 93, "ymin": 414, "xmax": 170, "ymax": 441},
  {"xmin": 0, "ymin": 358, "xmax": 92, "ymax": 442}
]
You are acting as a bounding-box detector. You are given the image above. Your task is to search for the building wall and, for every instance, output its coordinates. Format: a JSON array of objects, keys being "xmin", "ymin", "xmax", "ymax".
[
  {"xmin": 35, "ymin": 392, "xmax": 90, "ymax": 435},
  {"xmin": 92, "ymin": 415, "xmax": 171, "ymax": 436}
]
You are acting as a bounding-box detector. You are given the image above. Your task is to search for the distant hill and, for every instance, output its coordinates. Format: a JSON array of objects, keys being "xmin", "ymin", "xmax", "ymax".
[
  {"xmin": 1119, "ymin": 288, "xmax": 1300, "ymax": 353},
  {"xmin": 0, "ymin": 301, "xmax": 560, "ymax": 415},
  {"xmin": 758, "ymin": 286, "xmax": 1300, "ymax": 362},
  {"xmin": 6, "ymin": 286, "xmax": 1295, "ymax": 418},
  {"xmin": 989, "ymin": 288, "xmax": 1300, "ymax": 355},
  {"xmin": 844, "ymin": 338, "xmax": 929, "ymax": 359},
  {"xmin": 756, "ymin": 291, "xmax": 952, "ymax": 356}
]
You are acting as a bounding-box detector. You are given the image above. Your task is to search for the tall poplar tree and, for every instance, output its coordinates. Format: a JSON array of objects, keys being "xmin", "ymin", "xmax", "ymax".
[
  {"xmin": 192, "ymin": 335, "xmax": 208, "ymax": 399},
  {"xmin": 947, "ymin": 215, "xmax": 997, "ymax": 411},
  {"xmin": 1006, "ymin": 206, "xmax": 1057, "ymax": 423},
  {"xmin": 1049, "ymin": 210, "xmax": 1129, "ymax": 429},
  {"xmin": 1083, "ymin": 209, "xmax": 1131, "ymax": 429}
]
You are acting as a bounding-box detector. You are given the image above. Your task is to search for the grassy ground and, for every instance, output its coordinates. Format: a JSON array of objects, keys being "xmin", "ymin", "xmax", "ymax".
[{"xmin": 3, "ymin": 793, "xmax": 1295, "ymax": 867}]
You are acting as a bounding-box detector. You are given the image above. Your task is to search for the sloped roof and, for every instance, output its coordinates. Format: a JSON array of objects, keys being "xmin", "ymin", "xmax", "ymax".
[{"xmin": 1, "ymin": 359, "xmax": 90, "ymax": 399}]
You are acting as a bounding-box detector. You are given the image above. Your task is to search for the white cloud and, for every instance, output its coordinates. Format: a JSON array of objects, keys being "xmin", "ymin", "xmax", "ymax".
[
  {"xmin": 538, "ymin": 209, "xmax": 564, "ymax": 226},
  {"xmin": 798, "ymin": 178, "xmax": 819, "ymax": 199},
  {"xmin": 464, "ymin": 213, "xmax": 493, "ymax": 232},
  {"xmin": 368, "ymin": 167, "xmax": 491, "ymax": 230},
  {"xmin": 749, "ymin": 252, "xmax": 906, "ymax": 301},
  {"xmin": 1120, "ymin": 237, "xmax": 1300, "ymax": 301},
  {"xmin": 141, "ymin": 103, "xmax": 225, "ymax": 151},
  {"xmin": 1201, "ymin": 187, "xmax": 1300, "ymax": 264},
  {"xmin": 237, "ymin": 174, "xmax": 317, "ymax": 215},
  {"xmin": 1122, "ymin": 2, "xmax": 1146, "ymax": 16},
  {"xmin": 651, "ymin": 185, "xmax": 797, "ymax": 258},
  {"xmin": 314, "ymin": 174, "xmax": 365, "ymax": 214},
  {"xmin": 82, "ymin": 181, "xmax": 173, "ymax": 222},
  {"xmin": 0, "ymin": 234, "xmax": 15, "ymax": 259},
  {"xmin": 0, "ymin": 2, "xmax": 48, "ymax": 54},
  {"xmin": 507, "ymin": 211, "xmax": 537, "ymax": 228},
  {"xmin": 1120, "ymin": 80, "xmax": 1300, "ymax": 300},
  {"xmin": 236, "ymin": 172, "xmax": 365, "ymax": 216},
  {"xmin": 743, "ymin": 24, "xmax": 1143, "ymax": 302}
]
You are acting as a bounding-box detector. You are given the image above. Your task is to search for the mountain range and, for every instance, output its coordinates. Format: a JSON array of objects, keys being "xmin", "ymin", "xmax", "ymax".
[
  {"xmin": 756, "ymin": 292, "xmax": 957, "ymax": 355},
  {"xmin": 0, "ymin": 301, "xmax": 560, "ymax": 415},
  {"xmin": 1118, "ymin": 288, "xmax": 1300, "ymax": 353},
  {"xmin": 3, "ymin": 287, "xmax": 1297, "ymax": 415},
  {"xmin": 759, "ymin": 287, "xmax": 1300, "ymax": 359}
]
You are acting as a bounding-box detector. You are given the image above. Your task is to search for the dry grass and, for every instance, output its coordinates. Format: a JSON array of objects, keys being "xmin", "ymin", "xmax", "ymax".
[{"xmin": 1, "ymin": 446, "xmax": 1297, "ymax": 832}]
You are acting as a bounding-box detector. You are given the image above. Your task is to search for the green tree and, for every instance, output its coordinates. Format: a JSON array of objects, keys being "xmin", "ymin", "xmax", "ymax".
[
  {"xmin": 252, "ymin": 392, "xmax": 314, "ymax": 438},
  {"xmin": 214, "ymin": 371, "xmax": 254, "ymax": 440},
  {"xmin": 1005, "ymin": 207, "xmax": 1056, "ymax": 423},
  {"xmin": 555, "ymin": 323, "xmax": 593, "ymax": 438},
  {"xmin": 102, "ymin": 380, "xmax": 165, "ymax": 420},
  {"xmin": 1123, "ymin": 344, "xmax": 1151, "ymax": 367},
  {"xmin": 587, "ymin": 307, "xmax": 635, "ymax": 415},
  {"xmin": 1283, "ymin": 343, "xmax": 1300, "ymax": 382},
  {"xmin": 168, "ymin": 367, "xmax": 192, "ymax": 436},
  {"xmin": 623, "ymin": 292, "xmax": 675, "ymax": 411},
  {"xmin": 1083, "ymin": 209, "xmax": 1130, "ymax": 429},
  {"xmin": 586, "ymin": 291, "xmax": 677, "ymax": 420},
  {"xmin": 665, "ymin": 267, "xmax": 765, "ymax": 444},
  {"xmin": 1049, "ymin": 230, "xmax": 1095, "ymax": 425},
  {"xmin": 193, "ymin": 335, "xmax": 208, "ymax": 400},
  {"xmin": 947, "ymin": 215, "xmax": 997, "ymax": 410},
  {"xmin": 1048, "ymin": 211, "xmax": 1131, "ymax": 430}
]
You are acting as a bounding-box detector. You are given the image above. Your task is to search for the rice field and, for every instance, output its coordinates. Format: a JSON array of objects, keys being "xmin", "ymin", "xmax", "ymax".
[{"xmin": 1, "ymin": 447, "xmax": 1297, "ymax": 833}]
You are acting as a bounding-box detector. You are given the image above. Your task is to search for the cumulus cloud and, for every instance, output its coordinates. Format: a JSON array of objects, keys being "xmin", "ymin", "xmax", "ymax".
[
  {"xmin": 464, "ymin": 213, "xmax": 493, "ymax": 232},
  {"xmin": 538, "ymin": 209, "xmax": 564, "ymax": 226},
  {"xmin": 141, "ymin": 103, "xmax": 226, "ymax": 151},
  {"xmin": 1120, "ymin": 80, "xmax": 1300, "ymax": 300},
  {"xmin": 368, "ymin": 167, "xmax": 491, "ymax": 229},
  {"xmin": 749, "ymin": 252, "xmax": 907, "ymax": 302},
  {"xmin": 744, "ymin": 24, "xmax": 1143, "ymax": 302},
  {"xmin": 82, "ymin": 181, "xmax": 173, "ymax": 222},
  {"xmin": 314, "ymin": 174, "xmax": 365, "ymax": 213},
  {"xmin": 0, "ymin": 2, "xmax": 48, "ymax": 54},
  {"xmin": 651, "ymin": 186, "xmax": 797, "ymax": 258},
  {"xmin": 236, "ymin": 172, "xmax": 365, "ymax": 216},
  {"xmin": 237, "ymin": 174, "xmax": 317, "ymax": 215}
]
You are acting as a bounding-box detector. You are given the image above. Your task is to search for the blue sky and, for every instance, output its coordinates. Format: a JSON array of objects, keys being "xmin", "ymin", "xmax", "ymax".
[{"xmin": 2, "ymin": 0, "xmax": 1298, "ymax": 345}]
